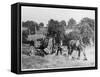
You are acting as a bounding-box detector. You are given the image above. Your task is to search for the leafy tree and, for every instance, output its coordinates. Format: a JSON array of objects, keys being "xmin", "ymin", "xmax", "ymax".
[
  {"xmin": 68, "ymin": 31, "xmax": 81, "ymax": 40},
  {"xmin": 80, "ymin": 17, "xmax": 95, "ymax": 31},
  {"xmin": 22, "ymin": 30, "xmax": 29, "ymax": 43},
  {"xmin": 22, "ymin": 21, "xmax": 39, "ymax": 34},
  {"xmin": 47, "ymin": 19, "xmax": 65, "ymax": 44},
  {"xmin": 79, "ymin": 23, "xmax": 93, "ymax": 37},
  {"xmin": 47, "ymin": 19, "xmax": 58, "ymax": 37},
  {"xmin": 39, "ymin": 22, "xmax": 44, "ymax": 28},
  {"xmin": 79, "ymin": 22, "xmax": 93, "ymax": 45},
  {"xmin": 62, "ymin": 30, "xmax": 81, "ymax": 45},
  {"xmin": 59, "ymin": 20, "xmax": 66, "ymax": 26},
  {"xmin": 68, "ymin": 18, "xmax": 77, "ymax": 28}
]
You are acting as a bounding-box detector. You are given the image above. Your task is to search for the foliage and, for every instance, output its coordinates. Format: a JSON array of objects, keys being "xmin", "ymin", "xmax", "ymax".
[
  {"xmin": 82, "ymin": 36, "xmax": 90, "ymax": 45},
  {"xmin": 78, "ymin": 21, "xmax": 94, "ymax": 45},
  {"xmin": 67, "ymin": 18, "xmax": 77, "ymax": 28},
  {"xmin": 68, "ymin": 31, "xmax": 81, "ymax": 40},
  {"xmin": 22, "ymin": 21, "xmax": 39, "ymax": 34},
  {"xmin": 80, "ymin": 17, "xmax": 95, "ymax": 31},
  {"xmin": 63, "ymin": 31, "xmax": 81, "ymax": 45},
  {"xmin": 59, "ymin": 20, "xmax": 66, "ymax": 27},
  {"xmin": 47, "ymin": 19, "xmax": 65, "ymax": 44},
  {"xmin": 39, "ymin": 22, "xmax": 44, "ymax": 28},
  {"xmin": 22, "ymin": 30, "xmax": 29, "ymax": 43},
  {"xmin": 22, "ymin": 17, "xmax": 95, "ymax": 46}
]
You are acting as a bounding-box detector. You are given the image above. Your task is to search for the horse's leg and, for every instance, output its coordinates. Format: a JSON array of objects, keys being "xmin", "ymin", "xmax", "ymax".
[
  {"xmin": 56, "ymin": 49, "xmax": 59, "ymax": 56},
  {"xmin": 68, "ymin": 48, "xmax": 70, "ymax": 55},
  {"xmin": 70, "ymin": 48, "xmax": 74, "ymax": 55},
  {"xmin": 82, "ymin": 50, "xmax": 87, "ymax": 60},
  {"xmin": 59, "ymin": 47, "xmax": 62, "ymax": 55},
  {"xmin": 77, "ymin": 48, "xmax": 81, "ymax": 60},
  {"xmin": 68, "ymin": 47, "xmax": 73, "ymax": 59},
  {"xmin": 68, "ymin": 46, "xmax": 71, "ymax": 55}
]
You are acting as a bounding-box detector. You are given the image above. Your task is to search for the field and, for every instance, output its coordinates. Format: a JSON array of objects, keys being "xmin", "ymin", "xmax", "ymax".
[{"xmin": 21, "ymin": 45, "xmax": 95, "ymax": 71}]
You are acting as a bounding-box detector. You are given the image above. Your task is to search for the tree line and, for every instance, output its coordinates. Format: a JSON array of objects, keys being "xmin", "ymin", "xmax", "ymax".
[{"xmin": 22, "ymin": 17, "xmax": 95, "ymax": 46}]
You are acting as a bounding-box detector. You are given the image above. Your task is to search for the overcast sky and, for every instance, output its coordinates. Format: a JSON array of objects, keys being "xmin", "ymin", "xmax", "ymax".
[{"xmin": 22, "ymin": 6, "xmax": 95, "ymax": 26}]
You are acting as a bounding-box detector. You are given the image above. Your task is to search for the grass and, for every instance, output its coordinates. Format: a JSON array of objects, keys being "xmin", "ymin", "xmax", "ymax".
[{"xmin": 21, "ymin": 45, "xmax": 95, "ymax": 70}]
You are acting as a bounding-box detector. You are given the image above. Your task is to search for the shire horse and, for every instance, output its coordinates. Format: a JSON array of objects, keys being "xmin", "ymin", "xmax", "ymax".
[{"xmin": 67, "ymin": 40, "xmax": 87, "ymax": 60}]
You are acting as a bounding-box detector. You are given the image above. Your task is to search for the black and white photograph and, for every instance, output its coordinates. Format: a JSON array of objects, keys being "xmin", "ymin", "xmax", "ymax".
[{"xmin": 21, "ymin": 5, "xmax": 96, "ymax": 71}]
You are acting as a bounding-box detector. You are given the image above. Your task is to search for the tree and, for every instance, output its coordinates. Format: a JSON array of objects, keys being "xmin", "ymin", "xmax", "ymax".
[
  {"xmin": 47, "ymin": 19, "xmax": 59, "ymax": 37},
  {"xmin": 79, "ymin": 23, "xmax": 93, "ymax": 45},
  {"xmin": 47, "ymin": 19, "xmax": 65, "ymax": 45},
  {"xmin": 80, "ymin": 17, "xmax": 95, "ymax": 31},
  {"xmin": 22, "ymin": 30, "xmax": 29, "ymax": 43},
  {"xmin": 59, "ymin": 20, "xmax": 66, "ymax": 26},
  {"xmin": 22, "ymin": 21, "xmax": 39, "ymax": 34},
  {"xmin": 39, "ymin": 22, "xmax": 44, "ymax": 28},
  {"xmin": 68, "ymin": 18, "xmax": 77, "ymax": 28},
  {"xmin": 62, "ymin": 30, "xmax": 81, "ymax": 46}
]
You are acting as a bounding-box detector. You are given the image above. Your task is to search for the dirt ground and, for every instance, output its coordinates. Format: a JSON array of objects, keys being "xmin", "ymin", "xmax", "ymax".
[{"xmin": 21, "ymin": 45, "xmax": 95, "ymax": 71}]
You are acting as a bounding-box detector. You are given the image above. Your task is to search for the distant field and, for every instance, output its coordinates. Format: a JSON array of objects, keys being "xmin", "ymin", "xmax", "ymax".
[{"xmin": 21, "ymin": 45, "xmax": 95, "ymax": 70}]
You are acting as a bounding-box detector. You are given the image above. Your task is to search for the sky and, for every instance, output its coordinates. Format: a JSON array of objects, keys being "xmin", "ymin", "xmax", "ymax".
[{"xmin": 21, "ymin": 6, "xmax": 95, "ymax": 26}]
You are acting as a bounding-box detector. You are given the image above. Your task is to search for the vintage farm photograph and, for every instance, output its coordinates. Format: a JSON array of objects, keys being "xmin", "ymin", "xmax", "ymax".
[{"xmin": 21, "ymin": 6, "xmax": 95, "ymax": 71}]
